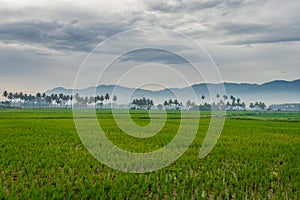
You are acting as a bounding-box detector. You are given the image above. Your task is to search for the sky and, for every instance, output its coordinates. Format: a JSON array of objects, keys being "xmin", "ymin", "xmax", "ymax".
[{"xmin": 0, "ymin": 0, "xmax": 300, "ymax": 94}]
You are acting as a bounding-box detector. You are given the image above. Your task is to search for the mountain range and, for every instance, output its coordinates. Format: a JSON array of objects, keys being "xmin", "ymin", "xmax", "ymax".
[{"xmin": 46, "ymin": 79, "xmax": 300, "ymax": 105}]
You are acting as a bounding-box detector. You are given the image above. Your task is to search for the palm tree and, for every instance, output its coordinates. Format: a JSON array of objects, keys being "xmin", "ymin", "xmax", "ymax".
[
  {"xmin": 168, "ymin": 99, "xmax": 173, "ymax": 110},
  {"xmin": 19, "ymin": 92, "xmax": 24, "ymax": 106},
  {"xmin": 75, "ymin": 93, "xmax": 80, "ymax": 102},
  {"xmin": 236, "ymin": 98, "xmax": 241, "ymax": 107},
  {"xmin": 131, "ymin": 99, "xmax": 137, "ymax": 109},
  {"xmin": 223, "ymin": 95, "xmax": 228, "ymax": 110},
  {"xmin": 146, "ymin": 99, "xmax": 154, "ymax": 110},
  {"xmin": 230, "ymin": 95, "xmax": 236, "ymax": 109},
  {"xmin": 36, "ymin": 92, "xmax": 42, "ymax": 108},
  {"xmin": 216, "ymin": 94, "xmax": 220, "ymax": 103},
  {"xmin": 8, "ymin": 92, "xmax": 13, "ymax": 106},
  {"xmin": 163, "ymin": 100, "xmax": 169, "ymax": 110},
  {"xmin": 69, "ymin": 95, "xmax": 73, "ymax": 108},
  {"xmin": 186, "ymin": 100, "xmax": 191, "ymax": 110},
  {"xmin": 112, "ymin": 95, "xmax": 117, "ymax": 109},
  {"xmin": 105, "ymin": 93, "xmax": 110, "ymax": 108},
  {"xmin": 2, "ymin": 90, "xmax": 8, "ymax": 101},
  {"xmin": 174, "ymin": 99, "xmax": 179, "ymax": 109},
  {"xmin": 249, "ymin": 102, "xmax": 254, "ymax": 110},
  {"xmin": 100, "ymin": 95, "xmax": 104, "ymax": 104},
  {"xmin": 259, "ymin": 102, "xmax": 266, "ymax": 110},
  {"xmin": 201, "ymin": 95, "xmax": 205, "ymax": 105}
]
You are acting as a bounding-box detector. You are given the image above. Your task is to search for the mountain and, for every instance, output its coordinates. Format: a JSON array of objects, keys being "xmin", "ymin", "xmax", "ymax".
[{"xmin": 46, "ymin": 79, "xmax": 300, "ymax": 105}]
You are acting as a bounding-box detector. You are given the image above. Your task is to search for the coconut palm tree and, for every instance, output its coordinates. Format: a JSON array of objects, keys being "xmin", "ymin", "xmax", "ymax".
[
  {"xmin": 163, "ymin": 100, "xmax": 169, "ymax": 110},
  {"xmin": 174, "ymin": 99, "xmax": 179, "ymax": 109},
  {"xmin": 112, "ymin": 95, "xmax": 117, "ymax": 109},
  {"xmin": 201, "ymin": 95, "xmax": 205, "ymax": 105},
  {"xmin": 216, "ymin": 94, "xmax": 220, "ymax": 103},
  {"xmin": 168, "ymin": 99, "xmax": 173, "ymax": 110},
  {"xmin": 105, "ymin": 93, "xmax": 110, "ymax": 108},
  {"xmin": 2, "ymin": 90, "xmax": 8, "ymax": 101},
  {"xmin": 186, "ymin": 100, "xmax": 191, "ymax": 110}
]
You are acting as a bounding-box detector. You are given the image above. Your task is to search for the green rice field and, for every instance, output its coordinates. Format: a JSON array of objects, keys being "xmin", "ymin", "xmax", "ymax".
[{"xmin": 0, "ymin": 109, "xmax": 299, "ymax": 199}]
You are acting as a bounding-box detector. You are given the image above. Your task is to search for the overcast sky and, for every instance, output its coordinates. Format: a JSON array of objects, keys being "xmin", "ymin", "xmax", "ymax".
[{"xmin": 0, "ymin": 0, "xmax": 300, "ymax": 93}]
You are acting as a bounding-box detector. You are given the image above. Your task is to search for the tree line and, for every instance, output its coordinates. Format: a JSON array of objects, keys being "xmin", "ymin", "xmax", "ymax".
[
  {"xmin": 1, "ymin": 90, "xmax": 267, "ymax": 111},
  {"xmin": 1, "ymin": 90, "xmax": 117, "ymax": 108}
]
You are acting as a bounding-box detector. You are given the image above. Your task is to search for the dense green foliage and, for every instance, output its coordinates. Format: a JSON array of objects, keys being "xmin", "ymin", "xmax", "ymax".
[{"xmin": 0, "ymin": 109, "xmax": 299, "ymax": 199}]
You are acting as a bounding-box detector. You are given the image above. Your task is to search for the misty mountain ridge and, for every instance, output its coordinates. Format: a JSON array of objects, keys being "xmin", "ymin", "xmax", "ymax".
[{"xmin": 46, "ymin": 79, "xmax": 300, "ymax": 105}]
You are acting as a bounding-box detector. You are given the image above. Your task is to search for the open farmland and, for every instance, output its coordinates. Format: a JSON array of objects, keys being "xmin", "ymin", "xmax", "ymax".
[{"xmin": 0, "ymin": 109, "xmax": 299, "ymax": 199}]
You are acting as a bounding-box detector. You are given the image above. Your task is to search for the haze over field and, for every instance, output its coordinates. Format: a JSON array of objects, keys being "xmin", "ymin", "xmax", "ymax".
[
  {"xmin": 0, "ymin": 0, "xmax": 300, "ymax": 95},
  {"xmin": 47, "ymin": 79, "xmax": 300, "ymax": 105}
]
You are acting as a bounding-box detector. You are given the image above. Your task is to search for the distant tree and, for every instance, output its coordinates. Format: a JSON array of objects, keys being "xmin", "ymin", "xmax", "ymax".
[
  {"xmin": 236, "ymin": 98, "xmax": 241, "ymax": 107},
  {"xmin": 131, "ymin": 98, "xmax": 154, "ymax": 110},
  {"xmin": 8, "ymin": 92, "xmax": 13, "ymax": 105},
  {"xmin": 88, "ymin": 96, "xmax": 94, "ymax": 104},
  {"xmin": 226, "ymin": 102, "xmax": 231, "ymax": 110},
  {"xmin": 36, "ymin": 92, "xmax": 42, "ymax": 107},
  {"xmin": 249, "ymin": 102, "xmax": 254, "ymax": 110},
  {"xmin": 241, "ymin": 102, "xmax": 246, "ymax": 109},
  {"xmin": 70, "ymin": 95, "xmax": 73, "ymax": 107},
  {"xmin": 216, "ymin": 94, "xmax": 220, "ymax": 102},
  {"xmin": 259, "ymin": 102, "xmax": 266, "ymax": 110},
  {"xmin": 146, "ymin": 99, "xmax": 154, "ymax": 110},
  {"xmin": 168, "ymin": 99, "xmax": 173, "ymax": 110},
  {"xmin": 100, "ymin": 95, "xmax": 104, "ymax": 105},
  {"xmin": 186, "ymin": 100, "xmax": 191, "ymax": 110},
  {"xmin": 2, "ymin": 90, "xmax": 8, "ymax": 101},
  {"xmin": 174, "ymin": 99, "xmax": 179, "ymax": 109},
  {"xmin": 191, "ymin": 101, "xmax": 195, "ymax": 108},
  {"xmin": 201, "ymin": 95, "xmax": 205, "ymax": 105},
  {"xmin": 112, "ymin": 95, "xmax": 117, "ymax": 109},
  {"xmin": 105, "ymin": 93, "xmax": 110, "ymax": 108},
  {"xmin": 157, "ymin": 104, "xmax": 163, "ymax": 110},
  {"xmin": 163, "ymin": 100, "xmax": 169, "ymax": 109},
  {"xmin": 230, "ymin": 95, "xmax": 236, "ymax": 108},
  {"xmin": 75, "ymin": 93, "xmax": 80, "ymax": 102}
]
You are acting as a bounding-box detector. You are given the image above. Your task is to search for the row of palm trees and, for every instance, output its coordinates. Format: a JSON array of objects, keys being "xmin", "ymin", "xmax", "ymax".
[
  {"xmin": 130, "ymin": 98, "xmax": 154, "ymax": 110},
  {"xmin": 160, "ymin": 95, "xmax": 263, "ymax": 111},
  {"xmin": 1, "ymin": 90, "xmax": 117, "ymax": 108},
  {"xmin": 181, "ymin": 95, "xmax": 247, "ymax": 111},
  {"xmin": 2, "ymin": 90, "xmax": 266, "ymax": 110},
  {"xmin": 163, "ymin": 99, "xmax": 183, "ymax": 110},
  {"xmin": 249, "ymin": 102, "xmax": 266, "ymax": 110}
]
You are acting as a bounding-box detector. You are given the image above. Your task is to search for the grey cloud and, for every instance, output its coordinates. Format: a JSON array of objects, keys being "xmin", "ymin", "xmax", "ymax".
[
  {"xmin": 145, "ymin": 0, "xmax": 260, "ymax": 13},
  {"xmin": 146, "ymin": 0, "xmax": 223, "ymax": 13},
  {"xmin": 229, "ymin": 36, "xmax": 300, "ymax": 45},
  {"xmin": 214, "ymin": 23, "xmax": 272, "ymax": 36},
  {"xmin": 0, "ymin": 19, "xmax": 127, "ymax": 53},
  {"xmin": 119, "ymin": 48, "xmax": 189, "ymax": 64},
  {"xmin": 218, "ymin": 23, "xmax": 300, "ymax": 45}
]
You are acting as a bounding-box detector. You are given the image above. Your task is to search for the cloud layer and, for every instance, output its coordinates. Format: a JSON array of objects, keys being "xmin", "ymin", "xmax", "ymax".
[{"xmin": 0, "ymin": 0, "xmax": 299, "ymax": 93}]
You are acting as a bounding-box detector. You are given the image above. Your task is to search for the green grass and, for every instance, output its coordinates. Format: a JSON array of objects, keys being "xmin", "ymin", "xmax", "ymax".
[{"xmin": 0, "ymin": 109, "xmax": 299, "ymax": 199}]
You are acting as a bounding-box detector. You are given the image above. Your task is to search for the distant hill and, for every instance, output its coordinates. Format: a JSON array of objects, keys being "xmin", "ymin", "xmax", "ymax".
[{"xmin": 46, "ymin": 79, "xmax": 300, "ymax": 105}]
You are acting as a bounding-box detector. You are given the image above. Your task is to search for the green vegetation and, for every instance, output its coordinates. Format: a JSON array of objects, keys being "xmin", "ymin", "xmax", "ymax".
[{"xmin": 0, "ymin": 109, "xmax": 299, "ymax": 199}]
